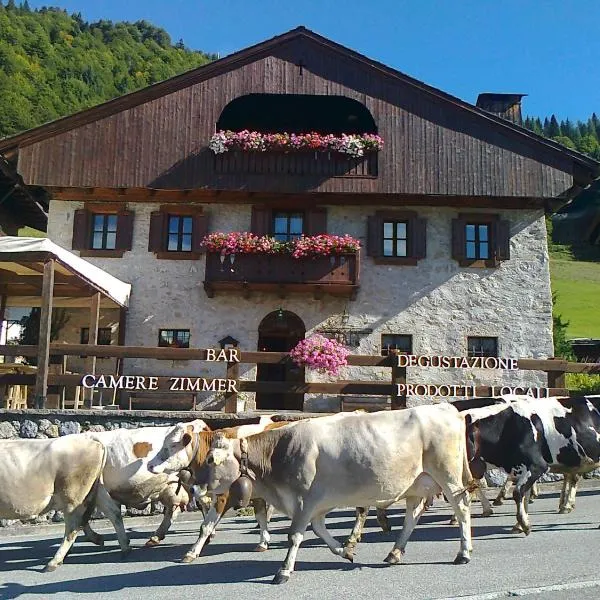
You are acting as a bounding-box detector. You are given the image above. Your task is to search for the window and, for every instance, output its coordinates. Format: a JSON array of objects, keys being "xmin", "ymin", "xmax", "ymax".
[
  {"xmin": 273, "ymin": 211, "xmax": 304, "ymax": 242},
  {"xmin": 467, "ymin": 336, "xmax": 498, "ymax": 358},
  {"xmin": 167, "ymin": 215, "xmax": 193, "ymax": 252},
  {"xmin": 80, "ymin": 328, "xmax": 112, "ymax": 356},
  {"xmin": 148, "ymin": 206, "xmax": 207, "ymax": 259},
  {"xmin": 381, "ymin": 334, "xmax": 413, "ymax": 356},
  {"xmin": 158, "ymin": 329, "xmax": 190, "ymax": 348},
  {"xmin": 452, "ymin": 214, "xmax": 510, "ymax": 267},
  {"xmin": 383, "ymin": 220, "xmax": 408, "ymax": 257},
  {"xmin": 72, "ymin": 206, "xmax": 133, "ymax": 257},
  {"xmin": 91, "ymin": 214, "xmax": 118, "ymax": 250},
  {"xmin": 367, "ymin": 211, "xmax": 426, "ymax": 265}
]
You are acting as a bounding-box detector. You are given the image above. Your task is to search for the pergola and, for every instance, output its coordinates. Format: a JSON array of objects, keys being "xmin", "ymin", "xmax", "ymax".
[{"xmin": 0, "ymin": 237, "xmax": 130, "ymax": 407}]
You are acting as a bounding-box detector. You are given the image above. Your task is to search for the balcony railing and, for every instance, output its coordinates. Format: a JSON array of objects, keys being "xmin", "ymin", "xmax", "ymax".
[
  {"xmin": 204, "ymin": 252, "xmax": 360, "ymax": 299},
  {"xmin": 214, "ymin": 151, "xmax": 377, "ymax": 177}
]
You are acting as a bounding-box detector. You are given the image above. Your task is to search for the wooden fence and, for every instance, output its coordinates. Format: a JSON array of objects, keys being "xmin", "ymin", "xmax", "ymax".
[{"xmin": 0, "ymin": 344, "xmax": 599, "ymax": 412}]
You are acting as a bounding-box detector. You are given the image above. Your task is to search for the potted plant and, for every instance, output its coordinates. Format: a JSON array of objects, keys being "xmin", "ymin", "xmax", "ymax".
[{"xmin": 289, "ymin": 334, "xmax": 350, "ymax": 376}]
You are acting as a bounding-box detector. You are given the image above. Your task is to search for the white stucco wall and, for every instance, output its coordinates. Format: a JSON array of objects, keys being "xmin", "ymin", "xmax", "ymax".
[{"xmin": 48, "ymin": 200, "xmax": 553, "ymax": 409}]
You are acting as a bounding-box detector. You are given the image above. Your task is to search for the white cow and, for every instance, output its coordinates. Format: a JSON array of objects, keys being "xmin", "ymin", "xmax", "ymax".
[
  {"xmin": 80, "ymin": 418, "xmax": 209, "ymax": 549},
  {"xmin": 198, "ymin": 404, "xmax": 474, "ymax": 584},
  {"xmin": 0, "ymin": 436, "xmax": 125, "ymax": 571}
]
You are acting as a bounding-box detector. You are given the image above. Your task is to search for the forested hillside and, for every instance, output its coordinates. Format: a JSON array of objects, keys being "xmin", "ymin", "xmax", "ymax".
[{"xmin": 0, "ymin": 1, "xmax": 215, "ymax": 138}]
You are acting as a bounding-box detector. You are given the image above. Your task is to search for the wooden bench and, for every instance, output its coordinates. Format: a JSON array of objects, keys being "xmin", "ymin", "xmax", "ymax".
[
  {"xmin": 339, "ymin": 395, "xmax": 391, "ymax": 412},
  {"xmin": 127, "ymin": 391, "xmax": 197, "ymax": 411}
]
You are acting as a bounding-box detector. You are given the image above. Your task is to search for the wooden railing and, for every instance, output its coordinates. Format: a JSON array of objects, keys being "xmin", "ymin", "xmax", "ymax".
[{"xmin": 1, "ymin": 344, "xmax": 598, "ymax": 413}]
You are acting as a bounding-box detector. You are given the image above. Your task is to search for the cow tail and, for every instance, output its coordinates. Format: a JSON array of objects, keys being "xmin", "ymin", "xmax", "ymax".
[
  {"xmin": 462, "ymin": 415, "xmax": 479, "ymax": 493},
  {"xmin": 81, "ymin": 442, "xmax": 106, "ymax": 526}
]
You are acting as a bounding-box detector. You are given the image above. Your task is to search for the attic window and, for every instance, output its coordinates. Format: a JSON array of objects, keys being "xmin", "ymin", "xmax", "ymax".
[{"xmin": 216, "ymin": 94, "xmax": 377, "ymax": 135}]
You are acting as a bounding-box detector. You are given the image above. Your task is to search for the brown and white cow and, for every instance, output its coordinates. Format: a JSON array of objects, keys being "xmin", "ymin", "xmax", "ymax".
[
  {"xmin": 198, "ymin": 404, "xmax": 474, "ymax": 584},
  {"xmin": 80, "ymin": 419, "xmax": 210, "ymax": 549},
  {"xmin": 0, "ymin": 436, "xmax": 122, "ymax": 571},
  {"xmin": 146, "ymin": 416, "xmax": 287, "ymax": 562}
]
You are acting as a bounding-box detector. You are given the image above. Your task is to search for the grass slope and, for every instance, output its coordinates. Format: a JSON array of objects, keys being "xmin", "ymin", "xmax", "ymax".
[{"xmin": 550, "ymin": 247, "xmax": 600, "ymax": 339}]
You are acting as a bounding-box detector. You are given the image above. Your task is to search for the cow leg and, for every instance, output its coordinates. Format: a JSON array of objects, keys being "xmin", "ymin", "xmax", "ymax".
[
  {"xmin": 345, "ymin": 506, "xmax": 369, "ymax": 551},
  {"xmin": 82, "ymin": 523, "xmax": 105, "ymax": 546},
  {"xmin": 253, "ymin": 497, "xmax": 271, "ymax": 552},
  {"xmin": 493, "ymin": 475, "xmax": 512, "ymax": 506},
  {"xmin": 559, "ymin": 474, "xmax": 580, "ymax": 514},
  {"xmin": 529, "ymin": 480, "xmax": 539, "ymax": 503},
  {"xmin": 273, "ymin": 511, "xmax": 312, "ymax": 585},
  {"xmin": 146, "ymin": 486, "xmax": 190, "ymax": 547},
  {"xmin": 182, "ymin": 493, "xmax": 230, "ymax": 563},
  {"xmin": 383, "ymin": 496, "xmax": 426, "ymax": 565},
  {"xmin": 311, "ymin": 513, "xmax": 353, "ymax": 561},
  {"xmin": 512, "ymin": 465, "xmax": 546, "ymax": 535},
  {"xmin": 376, "ymin": 506, "xmax": 392, "ymax": 532},
  {"xmin": 477, "ymin": 480, "xmax": 494, "ymax": 517},
  {"xmin": 95, "ymin": 485, "xmax": 131, "ymax": 554},
  {"xmin": 45, "ymin": 510, "xmax": 84, "ymax": 572}
]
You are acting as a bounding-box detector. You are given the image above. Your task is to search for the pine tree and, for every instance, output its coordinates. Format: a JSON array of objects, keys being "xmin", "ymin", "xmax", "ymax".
[
  {"xmin": 6, "ymin": 0, "xmax": 16, "ymax": 9},
  {"xmin": 548, "ymin": 114, "xmax": 561, "ymax": 138}
]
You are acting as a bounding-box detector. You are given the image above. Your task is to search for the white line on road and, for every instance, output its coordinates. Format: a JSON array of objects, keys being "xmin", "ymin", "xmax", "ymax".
[{"xmin": 436, "ymin": 579, "xmax": 600, "ymax": 600}]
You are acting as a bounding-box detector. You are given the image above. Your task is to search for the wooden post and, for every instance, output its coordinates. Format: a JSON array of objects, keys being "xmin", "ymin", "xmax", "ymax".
[
  {"xmin": 85, "ymin": 292, "xmax": 101, "ymax": 408},
  {"xmin": 224, "ymin": 360, "xmax": 239, "ymax": 413},
  {"xmin": 390, "ymin": 352, "xmax": 407, "ymax": 409},
  {"xmin": 548, "ymin": 370, "xmax": 567, "ymax": 392},
  {"xmin": 34, "ymin": 259, "xmax": 54, "ymax": 409},
  {"xmin": 0, "ymin": 294, "xmax": 6, "ymax": 363},
  {"xmin": 116, "ymin": 305, "xmax": 127, "ymax": 407}
]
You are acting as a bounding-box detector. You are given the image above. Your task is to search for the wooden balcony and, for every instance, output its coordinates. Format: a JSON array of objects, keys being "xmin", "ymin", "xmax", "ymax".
[
  {"xmin": 203, "ymin": 252, "xmax": 360, "ymax": 299},
  {"xmin": 214, "ymin": 151, "xmax": 377, "ymax": 177}
]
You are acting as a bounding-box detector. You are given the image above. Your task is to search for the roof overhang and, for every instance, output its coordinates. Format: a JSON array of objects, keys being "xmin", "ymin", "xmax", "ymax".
[{"xmin": 0, "ymin": 237, "xmax": 130, "ymax": 308}]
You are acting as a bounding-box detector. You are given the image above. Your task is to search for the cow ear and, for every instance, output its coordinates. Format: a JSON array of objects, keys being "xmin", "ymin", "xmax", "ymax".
[{"xmin": 182, "ymin": 433, "xmax": 192, "ymax": 447}]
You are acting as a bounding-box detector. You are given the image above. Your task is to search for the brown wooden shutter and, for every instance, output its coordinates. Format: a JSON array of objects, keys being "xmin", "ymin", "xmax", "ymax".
[
  {"xmin": 251, "ymin": 205, "xmax": 271, "ymax": 235},
  {"xmin": 72, "ymin": 209, "xmax": 91, "ymax": 250},
  {"xmin": 451, "ymin": 218, "xmax": 466, "ymax": 261},
  {"xmin": 305, "ymin": 207, "xmax": 327, "ymax": 235},
  {"xmin": 115, "ymin": 210, "xmax": 134, "ymax": 251},
  {"xmin": 494, "ymin": 219, "xmax": 511, "ymax": 261},
  {"xmin": 367, "ymin": 215, "xmax": 382, "ymax": 257},
  {"xmin": 148, "ymin": 211, "xmax": 166, "ymax": 252},
  {"xmin": 411, "ymin": 217, "xmax": 427, "ymax": 259},
  {"xmin": 192, "ymin": 213, "xmax": 208, "ymax": 253}
]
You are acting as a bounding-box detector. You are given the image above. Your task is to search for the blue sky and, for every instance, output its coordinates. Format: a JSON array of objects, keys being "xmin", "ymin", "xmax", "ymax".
[{"xmin": 27, "ymin": 0, "xmax": 600, "ymax": 122}]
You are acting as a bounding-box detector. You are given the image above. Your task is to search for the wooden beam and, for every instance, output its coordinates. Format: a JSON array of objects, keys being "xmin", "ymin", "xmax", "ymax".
[
  {"xmin": 34, "ymin": 259, "xmax": 54, "ymax": 408},
  {"xmin": 0, "ymin": 294, "xmax": 6, "ymax": 362},
  {"xmin": 85, "ymin": 292, "xmax": 101, "ymax": 408}
]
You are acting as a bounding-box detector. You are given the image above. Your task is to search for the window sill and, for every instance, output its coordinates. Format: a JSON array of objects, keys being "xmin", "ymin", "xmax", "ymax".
[
  {"xmin": 79, "ymin": 249, "xmax": 126, "ymax": 258},
  {"xmin": 373, "ymin": 257, "xmax": 419, "ymax": 266},
  {"xmin": 155, "ymin": 251, "xmax": 202, "ymax": 260},
  {"xmin": 458, "ymin": 259, "xmax": 499, "ymax": 268}
]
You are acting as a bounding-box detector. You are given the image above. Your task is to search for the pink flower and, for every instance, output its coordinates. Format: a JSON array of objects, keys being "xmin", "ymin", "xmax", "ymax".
[{"xmin": 289, "ymin": 334, "xmax": 350, "ymax": 376}]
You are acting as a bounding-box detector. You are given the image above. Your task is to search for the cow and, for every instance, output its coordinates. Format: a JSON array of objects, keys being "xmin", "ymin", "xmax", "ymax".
[
  {"xmin": 198, "ymin": 404, "xmax": 475, "ymax": 584},
  {"xmin": 146, "ymin": 417, "xmax": 287, "ymax": 562},
  {"xmin": 466, "ymin": 395, "xmax": 600, "ymax": 535},
  {"xmin": 0, "ymin": 436, "xmax": 119, "ymax": 571},
  {"xmin": 78, "ymin": 418, "xmax": 210, "ymax": 550}
]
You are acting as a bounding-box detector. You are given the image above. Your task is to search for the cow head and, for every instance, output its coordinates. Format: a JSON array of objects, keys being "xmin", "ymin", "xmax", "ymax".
[
  {"xmin": 197, "ymin": 433, "xmax": 254, "ymax": 507},
  {"xmin": 147, "ymin": 419, "xmax": 209, "ymax": 475}
]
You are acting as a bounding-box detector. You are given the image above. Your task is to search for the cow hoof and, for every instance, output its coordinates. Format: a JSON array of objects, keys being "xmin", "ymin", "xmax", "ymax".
[
  {"xmin": 253, "ymin": 544, "xmax": 268, "ymax": 552},
  {"xmin": 145, "ymin": 537, "xmax": 161, "ymax": 547},
  {"xmin": 448, "ymin": 517, "xmax": 458, "ymax": 526},
  {"xmin": 453, "ymin": 554, "xmax": 470, "ymax": 565},
  {"xmin": 44, "ymin": 563, "xmax": 59, "ymax": 573},
  {"xmin": 85, "ymin": 533, "xmax": 104, "ymax": 546},
  {"xmin": 383, "ymin": 551, "xmax": 402, "ymax": 565},
  {"xmin": 558, "ymin": 507, "xmax": 573, "ymax": 515},
  {"xmin": 120, "ymin": 547, "xmax": 132, "ymax": 557},
  {"xmin": 492, "ymin": 498, "xmax": 504, "ymax": 506},
  {"xmin": 181, "ymin": 554, "xmax": 196, "ymax": 564},
  {"xmin": 341, "ymin": 548, "xmax": 354, "ymax": 562},
  {"xmin": 272, "ymin": 572, "xmax": 290, "ymax": 585},
  {"xmin": 481, "ymin": 509, "xmax": 494, "ymax": 518}
]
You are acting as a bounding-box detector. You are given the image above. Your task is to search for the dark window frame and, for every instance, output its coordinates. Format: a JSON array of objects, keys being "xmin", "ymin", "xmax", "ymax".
[
  {"xmin": 72, "ymin": 204, "xmax": 133, "ymax": 258},
  {"xmin": 148, "ymin": 205, "xmax": 207, "ymax": 260},
  {"xmin": 272, "ymin": 210, "xmax": 305, "ymax": 242},
  {"xmin": 452, "ymin": 213, "xmax": 510, "ymax": 268},
  {"xmin": 167, "ymin": 214, "xmax": 193, "ymax": 252},
  {"xmin": 467, "ymin": 336, "xmax": 498, "ymax": 358},
  {"xmin": 367, "ymin": 210, "xmax": 426, "ymax": 266},
  {"xmin": 80, "ymin": 327, "xmax": 113, "ymax": 345},
  {"xmin": 90, "ymin": 213, "xmax": 118, "ymax": 250},
  {"xmin": 382, "ymin": 219, "xmax": 409, "ymax": 258},
  {"xmin": 381, "ymin": 334, "xmax": 413, "ymax": 356},
  {"xmin": 158, "ymin": 328, "xmax": 191, "ymax": 349}
]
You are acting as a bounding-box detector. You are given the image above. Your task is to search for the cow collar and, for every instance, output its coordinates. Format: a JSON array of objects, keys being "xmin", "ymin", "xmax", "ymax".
[{"xmin": 239, "ymin": 438, "xmax": 254, "ymax": 480}]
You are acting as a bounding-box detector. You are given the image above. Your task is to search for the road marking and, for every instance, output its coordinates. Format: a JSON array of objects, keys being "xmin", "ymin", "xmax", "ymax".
[{"xmin": 436, "ymin": 579, "xmax": 600, "ymax": 599}]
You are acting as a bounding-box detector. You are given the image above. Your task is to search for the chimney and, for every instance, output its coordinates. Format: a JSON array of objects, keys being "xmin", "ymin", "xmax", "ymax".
[{"xmin": 476, "ymin": 93, "xmax": 526, "ymax": 126}]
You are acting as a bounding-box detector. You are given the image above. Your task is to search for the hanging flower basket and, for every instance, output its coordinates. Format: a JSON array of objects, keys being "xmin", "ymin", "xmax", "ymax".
[
  {"xmin": 209, "ymin": 130, "xmax": 384, "ymax": 157},
  {"xmin": 289, "ymin": 334, "xmax": 350, "ymax": 376},
  {"xmin": 201, "ymin": 232, "xmax": 360, "ymax": 258}
]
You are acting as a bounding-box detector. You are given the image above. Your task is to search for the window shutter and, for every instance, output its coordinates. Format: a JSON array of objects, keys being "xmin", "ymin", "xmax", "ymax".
[
  {"xmin": 367, "ymin": 215, "xmax": 382, "ymax": 257},
  {"xmin": 148, "ymin": 211, "xmax": 166, "ymax": 252},
  {"xmin": 305, "ymin": 207, "xmax": 327, "ymax": 235},
  {"xmin": 192, "ymin": 213, "xmax": 208, "ymax": 253},
  {"xmin": 72, "ymin": 209, "xmax": 91, "ymax": 250},
  {"xmin": 451, "ymin": 218, "xmax": 466, "ymax": 261},
  {"xmin": 115, "ymin": 211, "xmax": 134, "ymax": 251},
  {"xmin": 251, "ymin": 205, "xmax": 271, "ymax": 235},
  {"xmin": 494, "ymin": 219, "xmax": 511, "ymax": 261},
  {"xmin": 411, "ymin": 217, "xmax": 427, "ymax": 259}
]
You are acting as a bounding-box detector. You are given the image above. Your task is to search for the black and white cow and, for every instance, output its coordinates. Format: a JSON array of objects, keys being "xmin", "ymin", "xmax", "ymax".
[{"xmin": 466, "ymin": 395, "xmax": 600, "ymax": 535}]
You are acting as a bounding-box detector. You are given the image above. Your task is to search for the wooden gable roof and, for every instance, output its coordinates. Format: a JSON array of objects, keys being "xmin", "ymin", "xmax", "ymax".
[{"xmin": 0, "ymin": 26, "xmax": 597, "ymax": 200}]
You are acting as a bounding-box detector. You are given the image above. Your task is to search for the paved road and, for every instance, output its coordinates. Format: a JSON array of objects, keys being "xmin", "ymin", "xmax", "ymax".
[{"xmin": 2, "ymin": 484, "xmax": 600, "ymax": 600}]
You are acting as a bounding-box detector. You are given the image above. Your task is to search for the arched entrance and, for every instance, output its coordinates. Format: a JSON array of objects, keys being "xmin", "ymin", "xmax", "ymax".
[{"xmin": 256, "ymin": 309, "xmax": 305, "ymax": 411}]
